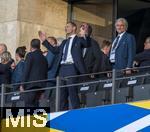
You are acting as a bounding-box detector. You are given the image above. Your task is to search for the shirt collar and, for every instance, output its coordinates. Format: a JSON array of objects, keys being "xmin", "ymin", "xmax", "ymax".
[
  {"xmin": 118, "ymin": 31, "xmax": 126, "ymax": 38},
  {"xmin": 69, "ymin": 34, "xmax": 76, "ymax": 39}
]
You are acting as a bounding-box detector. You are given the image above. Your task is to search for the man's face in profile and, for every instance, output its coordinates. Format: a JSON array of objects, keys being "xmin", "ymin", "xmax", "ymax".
[{"xmin": 65, "ymin": 23, "xmax": 75, "ymax": 35}]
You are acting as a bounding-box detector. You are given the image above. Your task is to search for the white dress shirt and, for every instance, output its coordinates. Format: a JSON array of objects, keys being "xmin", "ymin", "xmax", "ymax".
[{"xmin": 61, "ymin": 34, "xmax": 76, "ymax": 64}]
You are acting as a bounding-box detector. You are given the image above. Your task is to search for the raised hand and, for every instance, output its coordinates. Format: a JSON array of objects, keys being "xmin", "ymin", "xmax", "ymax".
[{"xmin": 79, "ymin": 23, "xmax": 88, "ymax": 37}]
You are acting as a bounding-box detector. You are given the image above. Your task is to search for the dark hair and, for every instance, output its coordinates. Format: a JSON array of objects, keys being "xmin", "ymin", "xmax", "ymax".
[
  {"xmin": 16, "ymin": 46, "xmax": 26, "ymax": 58},
  {"xmin": 31, "ymin": 39, "xmax": 40, "ymax": 49},
  {"xmin": 47, "ymin": 36, "xmax": 57, "ymax": 44},
  {"xmin": 67, "ymin": 21, "xmax": 77, "ymax": 31},
  {"xmin": 80, "ymin": 23, "xmax": 92, "ymax": 36},
  {"xmin": 87, "ymin": 25, "xmax": 92, "ymax": 36},
  {"xmin": 101, "ymin": 40, "xmax": 111, "ymax": 49}
]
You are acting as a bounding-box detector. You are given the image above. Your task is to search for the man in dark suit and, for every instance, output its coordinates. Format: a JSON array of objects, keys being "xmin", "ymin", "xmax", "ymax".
[
  {"xmin": 78, "ymin": 23, "xmax": 103, "ymax": 107},
  {"xmin": 134, "ymin": 36, "xmax": 150, "ymax": 72},
  {"xmin": 109, "ymin": 18, "xmax": 136, "ymax": 74},
  {"xmin": 39, "ymin": 22, "xmax": 90, "ymax": 111},
  {"xmin": 79, "ymin": 23, "xmax": 102, "ymax": 75},
  {"xmin": 20, "ymin": 39, "xmax": 48, "ymax": 107}
]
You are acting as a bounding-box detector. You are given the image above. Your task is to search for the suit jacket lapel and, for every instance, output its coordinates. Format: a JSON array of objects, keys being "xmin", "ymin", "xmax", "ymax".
[
  {"xmin": 61, "ymin": 39, "xmax": 67, "ymax": 49},
  {"xmin": 60, "ymin": 36, "xmax": 77, "ymax": 58},
  {"xmin": 116, "ymin": 32, "xmax": 127, "ymax": 49},
  {"xmin": 71, "ymin": 35, "xmax": 78, "ymax": 51},
  {"xmin": 59, "ymin": 39, "xmax": 67, "ymax": 58}
]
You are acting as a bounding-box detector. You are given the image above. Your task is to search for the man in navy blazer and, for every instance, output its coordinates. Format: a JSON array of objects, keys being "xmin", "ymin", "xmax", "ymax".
[
  {"xmin": 20, "ymin": 39, "xmax": 48, "ymax": 107},
  {"xmin": 109, "ymin": 18, "xmax": 136, "ymax": 74},
  {"xmin": 39, "ymin": 22, "xmax": 90, "ymax": 111}
]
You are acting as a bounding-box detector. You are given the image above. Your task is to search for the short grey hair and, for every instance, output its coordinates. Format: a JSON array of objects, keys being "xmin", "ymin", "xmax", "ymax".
[{"xmin": 115, "ymin": 18, "xmax": 128, "ymax": 31}]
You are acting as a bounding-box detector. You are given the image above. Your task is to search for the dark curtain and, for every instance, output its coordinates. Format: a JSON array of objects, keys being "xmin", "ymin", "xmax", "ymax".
[{"xmin": 126, "ymin": 8, "xmax": 150, "ymax": 53}]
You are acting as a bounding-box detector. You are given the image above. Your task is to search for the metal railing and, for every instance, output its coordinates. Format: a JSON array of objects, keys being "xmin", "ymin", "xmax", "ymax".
[{"xmin": 0, "ymin": 66, "xmax": 150, "ymax": 112}]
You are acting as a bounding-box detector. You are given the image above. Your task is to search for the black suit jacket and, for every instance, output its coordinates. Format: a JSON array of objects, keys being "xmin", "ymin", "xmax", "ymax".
[
  {"xmin": 0, "ymin": 60, "xmax": 13, "ymax": 85},
  {"xmin": 42, "ymin": 35, "xmax": 90, "ymax": 74},
  {"xmin": 22, "ymin": 50, "xmax": 48, "ymax": 89},
  {"xmin": 134, "ymin": 49, "xmax": 150, "ymax": 72},
  {"xmin": 101, "ymin": 52, "xmax": 112, "ymax": 72},
  {"xmin": 83, "ymin": 38, "xmax": 103, "ymax": 73}
]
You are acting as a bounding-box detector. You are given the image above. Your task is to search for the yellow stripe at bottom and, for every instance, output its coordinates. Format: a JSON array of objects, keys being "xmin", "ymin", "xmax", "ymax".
[
  {"xmin": 50, "ymin": 128, "xmax": 64, "ymax": 132},
  {"xmin": 129, "ymin": 100, "xmax": 150, "ymax": 110}
]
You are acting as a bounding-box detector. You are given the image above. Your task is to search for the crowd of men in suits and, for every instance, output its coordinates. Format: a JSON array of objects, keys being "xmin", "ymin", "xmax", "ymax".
[{"xmin": 0, "ymin": 18, "xmax": 150, "ymax": 110}]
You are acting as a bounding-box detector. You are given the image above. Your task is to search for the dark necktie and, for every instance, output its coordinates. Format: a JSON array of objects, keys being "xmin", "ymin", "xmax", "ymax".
[
  {"xmin": 112, "ymin": 36, "xmax": 120, "ymax": 50},
  {"xmin": 62, "ymin": 37, "xmax": 71, "ymax": 61}
]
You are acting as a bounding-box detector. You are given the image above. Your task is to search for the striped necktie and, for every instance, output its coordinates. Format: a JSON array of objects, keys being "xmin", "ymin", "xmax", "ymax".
[{"xmin": 112, "ymin": 36, "xmax": 120, "ymax": 50}]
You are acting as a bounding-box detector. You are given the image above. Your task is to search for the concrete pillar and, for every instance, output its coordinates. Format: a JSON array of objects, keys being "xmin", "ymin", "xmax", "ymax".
[
  {"xmin": 0, "ymin": 0, "xmax": 19, "ymax": 57},
  {"xmin": 0, "ymin": 0, "xmax": 68, "ymax": 57}
]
